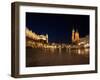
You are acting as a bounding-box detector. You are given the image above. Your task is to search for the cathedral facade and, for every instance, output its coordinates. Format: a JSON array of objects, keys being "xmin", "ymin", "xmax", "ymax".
[{"xmin": 72, "ymin": 28, "xmax": 80, "ymax": 43}]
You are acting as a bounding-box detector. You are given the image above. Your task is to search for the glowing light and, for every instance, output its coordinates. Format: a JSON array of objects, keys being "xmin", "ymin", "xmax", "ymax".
[{"xmin": 26, "ymin": 27, "xmax": 48, "ymax": 43}]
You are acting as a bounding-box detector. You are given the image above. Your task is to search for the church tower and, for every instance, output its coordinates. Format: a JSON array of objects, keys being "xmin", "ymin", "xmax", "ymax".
[
  {"xmin": 72, "ymin": 28, "xmax": 80, "ymax": 43},
  {"xmin": 72, "ymin": 28, "xmax": 75, "ymax": 43},
  {"xmin": 75, "ymin": 29, "xmax": 80, "ymax": 42}
]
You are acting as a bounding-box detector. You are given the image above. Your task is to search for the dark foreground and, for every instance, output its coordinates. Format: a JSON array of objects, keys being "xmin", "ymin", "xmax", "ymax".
[{"xmin": 26, "ymin": 47, "xmax": 89, "ymax": 67}]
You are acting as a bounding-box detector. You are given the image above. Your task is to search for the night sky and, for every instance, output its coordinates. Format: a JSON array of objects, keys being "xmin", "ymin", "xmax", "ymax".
[{"xmin": 26, "ymin": 12, "xmax": 89, "ymax": 43}]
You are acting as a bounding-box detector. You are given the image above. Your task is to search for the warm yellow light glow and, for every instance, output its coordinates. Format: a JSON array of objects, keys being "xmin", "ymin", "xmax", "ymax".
[
  {"xmin": 26, "ymin": 27, "xmax": 48, "ymax": 43},
  {"xmin": 26, "ymin": 27, "xmax": 89, "ymax": 51},
  {"xmin": 72, "ymin": 28, "xmax": 80, "ymax": 43},
  {"xmin": 75, "ymin": 31, "xmax": 79, "ymax": 41}
]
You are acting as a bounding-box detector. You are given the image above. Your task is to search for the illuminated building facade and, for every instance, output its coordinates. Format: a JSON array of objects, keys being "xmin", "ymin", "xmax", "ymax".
[
  {"xmin": 26, "ymin": 27, "xmax": 89, "ymax": 49},
  {"xmin": 72, "ymin": 29, "xmax": 75, "ymax": 42},
  {"xmin": 72, "ymin": 28, "xmax": 80, "ymax": 43},
  {"xmin": 26, "ymin": 28, "xmax": 48, "ymax": 43},
  {"xmin": 78, "ymin": 36, "xmax": 89, "ymax": 48}
]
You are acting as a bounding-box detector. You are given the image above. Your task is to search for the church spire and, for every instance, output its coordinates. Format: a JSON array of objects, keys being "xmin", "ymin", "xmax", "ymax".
[
  {"xmin": 72, "ymin": 28, "xmax": 75, "ymax": 32},
  {"xmin": 72, "ymin": 27, "xmax": 75, "ymax": 43},
  {"xmin": 76, "ymin": 29, "xmax": 78, "ymax": 32}
]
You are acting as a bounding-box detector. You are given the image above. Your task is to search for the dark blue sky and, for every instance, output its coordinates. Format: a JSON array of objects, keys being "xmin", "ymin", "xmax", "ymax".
[{"xmin": 26, "ymin": 12, "xmax": 89, "ymax": 43}]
